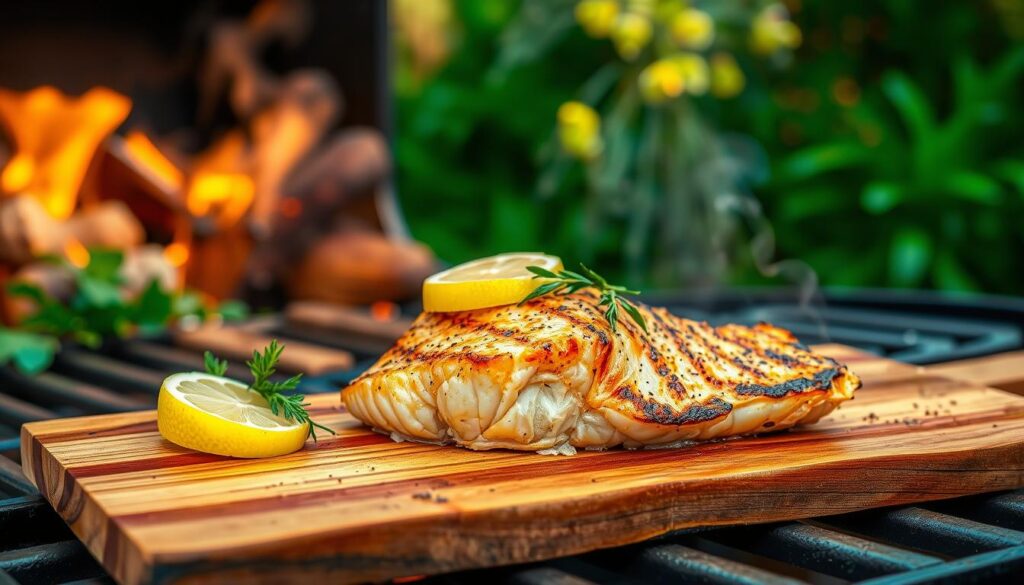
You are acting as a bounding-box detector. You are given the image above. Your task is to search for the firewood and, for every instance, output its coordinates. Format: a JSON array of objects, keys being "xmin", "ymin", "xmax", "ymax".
[
  {"xmin": 247, "ymin": 70, "xmax": 341, "ymax": 236},
  {"xmin": 245, "ymin": 128, "xmax": 389, "ymax": 286},
  {"xmin": 0, "ymin": 196, "xmax": 144, "ymax": 265},
  {"xmin": 286, "ymin": 230, "xmax": 437, "ymax": 305}
]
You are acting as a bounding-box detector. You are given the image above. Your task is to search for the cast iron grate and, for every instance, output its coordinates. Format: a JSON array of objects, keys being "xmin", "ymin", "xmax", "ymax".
[{"xmin": 0, "ymin": 290, "xmax": 1022, "ymax": 584}]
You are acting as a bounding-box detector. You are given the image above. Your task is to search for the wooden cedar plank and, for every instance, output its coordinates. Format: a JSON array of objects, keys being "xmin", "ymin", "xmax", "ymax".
[
  {"xmin": 20, "ymin": 346, "xmax": 1024, "ymax": 585},
  {"xmin": 929, "ymin": 351, "xmax": 1024, "ymax": 396}
]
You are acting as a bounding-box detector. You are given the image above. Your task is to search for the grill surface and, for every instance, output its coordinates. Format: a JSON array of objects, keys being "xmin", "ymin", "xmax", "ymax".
[{"xmin": 1, "ymin": 290, "xmax": 1023, "ymax": 584}]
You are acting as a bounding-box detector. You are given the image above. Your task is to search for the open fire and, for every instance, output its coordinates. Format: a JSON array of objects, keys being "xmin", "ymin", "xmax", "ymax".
[{"xmin": 0, "ymin": 0, "xmax": 436, "ymax": 324}]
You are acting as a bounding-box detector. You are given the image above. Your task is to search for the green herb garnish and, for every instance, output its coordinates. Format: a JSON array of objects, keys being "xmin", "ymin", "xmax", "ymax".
[
  {"xmin": 204, "ymin": 340, "xmax": 334, "ymax": 441},
  {"xmin": 1, "ymin": 247, "xmax": 247, "ymax": 375},
  {"xmin": 521, "ymin": 263, "xmax": 647, "ymax": 333}
]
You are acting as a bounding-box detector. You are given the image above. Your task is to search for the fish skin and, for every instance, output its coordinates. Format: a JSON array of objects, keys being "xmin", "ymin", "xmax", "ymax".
[{"xmin": 341, "ymin": 292, "xmax": 860, "ymax": 453}]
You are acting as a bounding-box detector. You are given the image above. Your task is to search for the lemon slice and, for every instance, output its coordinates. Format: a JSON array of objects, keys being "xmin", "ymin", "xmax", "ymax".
[
  {"xmin": 422, "ymin": 253, "xmax": 563, "ymax": 313},
  {"xmin": 157, "ymin": 372, "xmax": 309, "ymax": 458}
]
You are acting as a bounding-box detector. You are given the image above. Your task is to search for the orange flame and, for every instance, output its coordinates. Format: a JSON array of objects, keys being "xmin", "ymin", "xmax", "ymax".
[
  {"xmin": 123, "ymin": 130, "xmax": 184, "ymax": 193},
  {"xmin": 163, "ymin": 242, "xmax": 191, "ymax": 268},
  {"xmin": 0, "ymin": 86, "xmax": 132, "ymax": 219},
  {"xmin": 185, "ymin": 130, "xmax": 255, "ymax": 229},
  {"xmin": 64, "ymin": 238, "xmax": 91, "ymax": 268}
]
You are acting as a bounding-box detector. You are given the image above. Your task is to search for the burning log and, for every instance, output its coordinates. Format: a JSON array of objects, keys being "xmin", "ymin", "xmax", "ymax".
[
  {"xmin": 248, "ymin": 69, "xmax": 341, "ymax": 236},
  {"xmin": 0, "ymin": 196, "xmax": 144, "ymax": 265},
  {"xmin": 245, "ymin": 128, "xmax": 391, "ymax": 289},
  {"xmin": 286, "ymin": 230, "xmax": 436, "ymax": 305}
]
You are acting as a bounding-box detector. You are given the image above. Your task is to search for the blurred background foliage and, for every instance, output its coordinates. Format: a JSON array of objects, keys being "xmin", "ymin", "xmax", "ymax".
[{"xmin": 392, "ymin": 0, "xmax": 1024, "ymax": 294}]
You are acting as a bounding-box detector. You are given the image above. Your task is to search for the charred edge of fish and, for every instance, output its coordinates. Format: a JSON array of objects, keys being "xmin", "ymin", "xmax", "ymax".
[
  {"xmin": 734, "ymin": 367, "xmax": 842, "ymax": 397},
  {"xmin": 616, "ymin": 386, "xmax": 732, "ymax": 425}
]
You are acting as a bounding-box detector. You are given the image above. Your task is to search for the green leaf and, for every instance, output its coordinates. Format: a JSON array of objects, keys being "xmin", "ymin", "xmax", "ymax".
[
  {"xmin": 520, "ymin": 281, "xmax": 564, "ymax": 303},
  {"xmin": 882, "ymin": 71, "xmax": 935, "ymax": 143},
  {"xmin": 6, "ymin": 282, "xmax": 47, "ymax": 304},
  {"xmin": 889, "ymin": 228, "xmax": 933, "ymax": 287},
  {"xmin": 526, "ymin": 266, "xmax": 559, "ymax": 278},
  {"xmin": 603, "ymin": 294, "xmax": 620, "ymax": 332},
  {"xmin": 779, "ymin": 142, "xmax": 869, "ymax": 181},
  {"xmin": 174, "ymin": 291, "xmax": 205, "ymax": 318},
  {"xmin": 946, "ymin": 172, "xmax": 1002, "ymax": 205},
  {"xmin": 81, "ymin": 248, "xmax": 124, "ymax": 282},
  {"xmin": 217, "ymin": 300, "xmax": 249, "ymax": 322},
  {"xmin": 0, "ymin": 328, "xmax": 58, "ymax": 375},
  {"xmin": 134, "ymin": 280, "xmax": 173, "ymax": 327},
  {"xmin": 993, "ymin": 160, "xmax": 1024, "ymax": 196},
  {"xmin": 620, "ymin": 299, "xmax": 648, "ymax": 333},
  {"xmin": 861, "ymin": 182, "xmax": 905, "ymax": 215},
  {"xmin": 75, "ymin": 275, "xmax": 123, "ymax": 308},
  {"xmin": 204, "ymin": 351, "xmax": 229, "ymax": 376},
  {"xmin": 935, "ymin": 251, "xmax": 979, "ymax": 292}
]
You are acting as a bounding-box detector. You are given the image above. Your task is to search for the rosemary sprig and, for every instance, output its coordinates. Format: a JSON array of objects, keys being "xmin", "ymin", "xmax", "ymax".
[
  {"xmin": 204, "ymin": 340, "xmax": 335, "ymax": 441},
  {"xmin": 521, "ymin": 264, "xmax": 647, "ymax": 333}
]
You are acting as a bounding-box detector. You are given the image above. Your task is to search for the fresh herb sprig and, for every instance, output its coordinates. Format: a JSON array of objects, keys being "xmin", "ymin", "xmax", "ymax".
[
  {"xmin": 203, "ymin": 340, "xmax": 335, "ymax": 441},
  {"xmin": 521, "ymin": 264, "xmax": 647, "ymax": 333}
]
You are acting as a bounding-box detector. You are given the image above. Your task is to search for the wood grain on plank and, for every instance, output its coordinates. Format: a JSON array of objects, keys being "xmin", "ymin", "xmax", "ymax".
[
  {"xmin": 929, "ymin": 350, "xmax": 1024, "ymax": 396},
  {"xmin": 21, "ymin": 346, "xmax": 1024, "ymax": 585}
]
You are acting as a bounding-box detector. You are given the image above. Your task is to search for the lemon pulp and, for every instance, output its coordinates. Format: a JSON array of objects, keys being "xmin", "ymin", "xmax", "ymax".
[
  {"xmin": 422, "ymin": 252, "xmax": 562, "ymax": 313},
  {"xmin": 157, "ymin": 371, "xmax": 309, "ymax": 458}
]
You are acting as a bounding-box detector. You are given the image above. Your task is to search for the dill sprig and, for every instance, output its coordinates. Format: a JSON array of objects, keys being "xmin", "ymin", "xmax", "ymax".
[
  {"xmin": 521, "ymin": 263, "xmax": 647, "ymax": 333},
  {"xmin": 204, "ymin": 340, "xmax": 334, "ymax": 441}
]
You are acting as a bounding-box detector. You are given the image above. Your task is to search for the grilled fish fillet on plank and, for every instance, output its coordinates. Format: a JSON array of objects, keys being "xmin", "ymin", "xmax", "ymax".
[{"xmin": 342, "ymin": 292, "xmax": 860, "ymax": 453}]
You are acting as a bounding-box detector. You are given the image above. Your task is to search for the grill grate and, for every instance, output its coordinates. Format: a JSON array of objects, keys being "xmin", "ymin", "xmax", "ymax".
[{"xmin": 0, "ymin": 293, "xmax": 1023, "ymax": 584}]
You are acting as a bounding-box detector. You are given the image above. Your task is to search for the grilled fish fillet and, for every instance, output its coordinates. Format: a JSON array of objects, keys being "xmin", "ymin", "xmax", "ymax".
[{"xmin": 341, "ymin": 292, "xmax": 860, "ymax": 453}]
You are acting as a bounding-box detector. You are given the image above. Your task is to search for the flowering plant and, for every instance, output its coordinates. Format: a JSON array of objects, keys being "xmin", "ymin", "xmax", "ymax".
[{"xmin": 501, "ymin": 0, "xmax": 802, "ymax": 286}]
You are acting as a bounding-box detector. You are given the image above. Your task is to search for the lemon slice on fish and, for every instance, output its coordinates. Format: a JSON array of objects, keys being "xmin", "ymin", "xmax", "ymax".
[
  {"xmin": 157, "ymin": 372, "xmax": 308, "ymax": 458},
  {"xmin": 423, "ymin": 253, "xmax": 563, "ymax": 312}
]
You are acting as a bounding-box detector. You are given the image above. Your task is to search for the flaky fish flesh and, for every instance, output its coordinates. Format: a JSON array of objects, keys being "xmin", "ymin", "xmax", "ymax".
[{"xmin": 341, "ymin": 292, "xmax": 860, "ymax": 454}]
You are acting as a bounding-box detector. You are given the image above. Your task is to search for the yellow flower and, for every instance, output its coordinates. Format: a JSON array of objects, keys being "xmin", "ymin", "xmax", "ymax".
[
  {"xmin": 612, "ymin": 13, "xmax": 653, "ymax": 60},
  {"xmin": 557, "ymin": 101, "xmax": 603, "ymax": 160},
  {"xmin": 575, "ymin": 0, "xmax": 620, "ymax": 39},
  {"xmin": 669, "ymin": 53, "xmax": 709, "ymax": 95},
  {"xmin": 710, "ymin": 52, "xmax": 745, "ymax": 98},
  {"xmin": 670, "ymin": 9, "xmax": 715, "ymax": 50},
  {"xmin": 750, "ymin": 4, "xmax": 802, "ymax": 55},
  {"xmin": 639, "ymin": 53, "xmax": 709, "ymax": 104},
  {"xmin": 639, "ymin": 60, "xmax": 685, "ymax": 104}
]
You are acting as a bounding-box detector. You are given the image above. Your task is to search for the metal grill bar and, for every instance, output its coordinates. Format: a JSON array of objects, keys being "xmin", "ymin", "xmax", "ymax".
[
  {"xmin": 505, "ymin": 567, "xmax": 597, "ymax": 585},
  {"xmin": 703, "ymin": 522, "xmax": 942, "ymax": 580},
  {"xmin": 0, "ymin": 369, "xmax": 145, "ymax": 414},
  {"xmin": 0, "ymin": 460, "xmax": 34, "ymax": 496},
  {"xmin": 0, "ymin": 395, "xmax": 54, "ymax": 428},
  {"xmin": 0, "ymin": 541, "xmax": 105, "ymax": 584},
  {"xmin": 111, "ymin": 341, "xmax": 251, "ymax": 381},
  {"xmin": 0, "ymin": 496, "xmax": 73, "ymax": 551},
  {"xmin": 630, "ymin": 543, "xmax": 805, "ymax": 585},
  {"xmin": 818, "ymin": 506, "xmax": 1024, "ymax": 557},
  {"xmin": 51, "ymin": 351, "xmax": 165, "ymax": 396},
  {"xmin": 858, "ymin": 545, "xmax": 1024, "ymax": 585}
]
